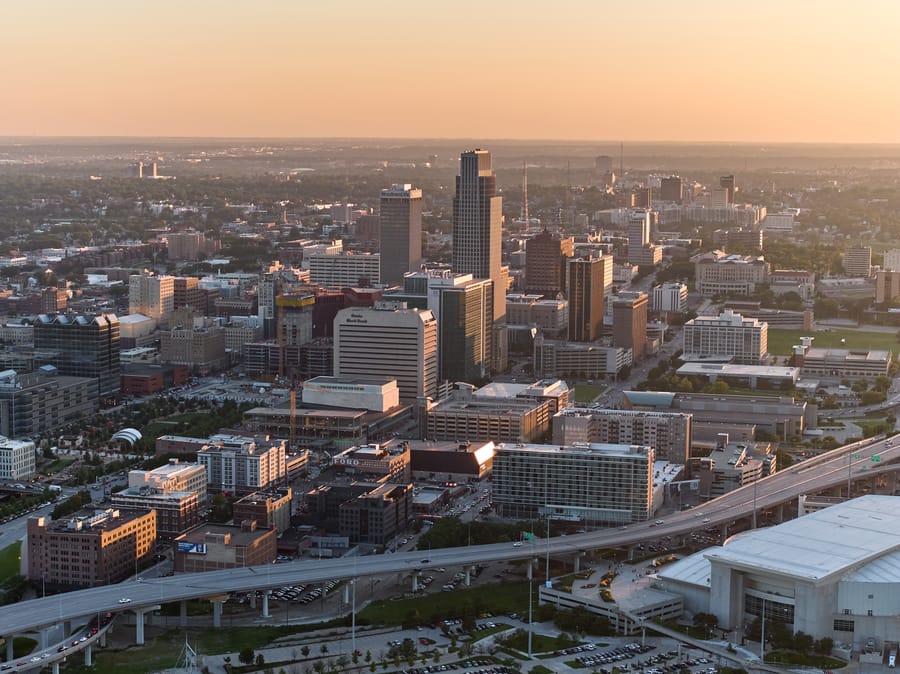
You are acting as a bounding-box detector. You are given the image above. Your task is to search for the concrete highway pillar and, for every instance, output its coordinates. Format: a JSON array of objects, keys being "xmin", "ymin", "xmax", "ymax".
[
  {"xmin": 99, "ymin": 630, "xmax": 107, "ymax": 648},
  {"xmin": 52, "ymin": 662, "xmax": 59, "ymax": 674},
  {"xmin": 40, "ymin": 626, "xmax": 51, "ymax": 650},
  {"xmin": 343, "ymin": 584, "xmax": 350, "ymax": 604},
  {"xmin": 464, "ymin": 568, "xmax": 471, "ymax": 587},
  {"xmin": 212, "ymin": 600, "xmax": 224, "ymax": 629},
  {"xmin": 6, "ymin": 637, "xmax": 13, "ymax": 661},
  {"xmin": 179, "ymin": 600, "xmax": 188, "ymax": 628},
  {"xmin": 262, "ymin": 591, "xmax": 269, "ymax": 618},
  {"xmin": 250, "ymin": 592, "xmax": 257, "ymax": 609},
  {"xmin": 84, "ymin": 644, "xmax": 92, "ymax": 667},
  {"xmin": 627, "ymin": 546, "xmax": 636, "ymax": 561},
  {"xmin": 720, "ymin": 524, "xmax": 728, "ymax": 541},
  {"xmin": 135, "ymin": 609, "xmax": 147, "ymax": 646},
  {"xmin": 412, "ymin": 573, "xmax": 419, "ymax": 593},
  {"xmin": 574, "ymin": 555, "xmax": 581, "ymax": 573},
  {"xmin": 774, "ymin": 504, "xmax": 785, "ymax": 523}
]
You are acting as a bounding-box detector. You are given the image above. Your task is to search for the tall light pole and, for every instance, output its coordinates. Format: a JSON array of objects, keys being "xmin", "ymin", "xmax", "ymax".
[
  {"xmin": 759, "ymin": 598, "xmax": 766, "ymax": 660},
  {"xmin": 527, "ymin": 561, "xmax": 533, "ymax": 658}
]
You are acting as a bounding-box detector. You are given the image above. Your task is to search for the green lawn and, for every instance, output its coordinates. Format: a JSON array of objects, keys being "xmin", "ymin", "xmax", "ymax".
[
  {"xmin": 0, "ymin": 636, "xmax": 38, "ymax": 659},
  {"xmin": 358, "ymin": 581, "xmax": 532, "ymax": 626},
  {"xmin": 767, "ymin": 328, "xmax": 900, "ymax": 357},
  {"xmin": 0, "ymin": 543, "xmax": 21, "ymax": 582},
  {"xmin": 42, "ymin": 458, "xmax": 75, "ymax": 474},
  {"xmin": 572, "ymin": 384, "xmax": 606, "ymax": 404},
  {"xmin": 765, "ymin": 650, "xmax": 847, "ymax": 668}
]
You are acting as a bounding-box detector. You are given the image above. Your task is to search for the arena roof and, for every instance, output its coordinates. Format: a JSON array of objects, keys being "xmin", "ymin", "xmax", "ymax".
[{"xmin": 705, "ymin": 495, "xmax": 900, "ymax": 584}]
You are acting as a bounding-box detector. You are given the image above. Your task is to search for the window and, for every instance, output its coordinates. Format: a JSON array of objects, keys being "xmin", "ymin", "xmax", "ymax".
[{"xmin": 833, "ymin": 619, "xmax": 854, "ymax": 632}]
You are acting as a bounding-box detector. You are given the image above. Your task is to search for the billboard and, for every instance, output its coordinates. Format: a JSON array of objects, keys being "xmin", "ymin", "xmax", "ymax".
[{"xmin": 177, "ymin": 541, "xmax": 207, "ymax": 555}]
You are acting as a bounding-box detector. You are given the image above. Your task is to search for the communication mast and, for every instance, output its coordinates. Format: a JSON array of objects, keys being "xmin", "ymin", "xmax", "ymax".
[{"xmin": 520, "ymin": 161, "xmax": 529, "ymax": 230}]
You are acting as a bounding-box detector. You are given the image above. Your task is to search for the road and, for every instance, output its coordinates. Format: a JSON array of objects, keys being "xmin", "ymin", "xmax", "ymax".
[{"xmin": 1, "ymin": 434, "xmax": 897, "ymax": 638}]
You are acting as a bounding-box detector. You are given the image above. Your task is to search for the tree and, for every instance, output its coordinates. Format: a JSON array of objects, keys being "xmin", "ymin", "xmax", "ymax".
[
  {"xmin": 239, "ymin": 648, "xmax": 255, "ymax": 665},
  {"xmin": 815, "ymin": 637, "xmax": 834, "ymax": 655},
  {"xmin": 256, "ymin": 653, "xmax": 266, "ymax": 665},
  {"xmin": 320, "ymin": 644, "xmax": 328, "ymax": 655},
  {"xmin": 301, "ymin": 645, "xmax": 310, "ymax": 658}
]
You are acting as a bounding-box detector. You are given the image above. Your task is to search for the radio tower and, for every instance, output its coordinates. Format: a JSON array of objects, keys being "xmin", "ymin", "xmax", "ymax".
[{"xmin": 520, "ymin": 161, "xmax": 529, "ymax": 231}]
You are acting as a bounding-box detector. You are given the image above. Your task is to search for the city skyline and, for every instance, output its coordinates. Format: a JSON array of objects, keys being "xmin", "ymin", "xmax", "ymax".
[{"xmin": 1, "ymin": 1, "xmax": 898, "ymax": 143}]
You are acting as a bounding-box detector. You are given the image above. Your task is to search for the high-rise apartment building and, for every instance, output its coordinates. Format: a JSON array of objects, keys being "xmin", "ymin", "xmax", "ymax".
[
  {"xmin": 613, "ymin": 292, "xmax": 648, "ymax": 361},
  {"xmin": 129, "ymin": 274, "xmax": 175, "ymax": 322},
  {"xmin": 33, "ymin": 313, "xmax": 120, "ymax": 398},
  {"xmin": 334, "ymin": 301, "xmax": 438, "ymax": 402},
  {"xmin": 682, "ymin": 309, "xmax": 768, "ymax": 365},
  {"xmin": 452, "ymin": 149, "xmax": 505, "ymax": 324},
  {"xmin": 567, "ymin": 255, "xmax": 608, "ymax": 342},
  {"xmin": 0, "ymin": 439, "xmax": 36, "ymax": 480},
  {"xmin": 379, "ymin": 184, "xmax": 423, "ymax": 287},
  {"xmin": 492, "ymin": 442, "xmax": 655, "ymax": 523},
  {"xmin": 525, "ymin": 229, "xmax": 574, "ymax": 298},
  {"xmin": 307, "ymin": 253, "xmax": 380, "ymax": 288},
  {"xmin": 167, "ymin": 230, "xmax": 218, "ymax": 261}
]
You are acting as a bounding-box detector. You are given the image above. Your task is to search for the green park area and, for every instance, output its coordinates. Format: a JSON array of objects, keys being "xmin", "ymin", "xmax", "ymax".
[
  {"xmin": 572, "ymin": 384, "xmax": 606, "ymax": 404},
  {"xmin": 767, "ymin": 328, "xmax": 900, "ymax": 358}
]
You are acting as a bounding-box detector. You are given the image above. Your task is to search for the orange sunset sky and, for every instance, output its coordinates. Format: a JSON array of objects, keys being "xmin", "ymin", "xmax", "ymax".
[{"xmin": 1, "ymin": 0, "xmax": 898, "ymax": 143}]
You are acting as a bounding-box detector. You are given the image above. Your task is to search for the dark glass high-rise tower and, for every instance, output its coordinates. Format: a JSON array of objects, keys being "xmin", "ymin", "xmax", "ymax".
[
  {"xmin": 452, "ymin": 149, "xmax": 505, "ymax": 323},
  {"xmin": 33, "ymin": 313, "xmax": 121, "ymax": 398}
]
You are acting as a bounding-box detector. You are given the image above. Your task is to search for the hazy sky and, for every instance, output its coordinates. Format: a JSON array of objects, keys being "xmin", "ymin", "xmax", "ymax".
[{"xmin": 2, "ymin": 1, "xmax": 898, "ymax": 142}]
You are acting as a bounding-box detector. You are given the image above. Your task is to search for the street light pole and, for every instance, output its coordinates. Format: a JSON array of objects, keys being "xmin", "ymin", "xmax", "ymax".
[
  {"xmin": 527, "ymin": 562, "xmax": 533, "ymax": 658},
  {"xmin": 759, "ymin": 599, "xmax": 765, "ymax": 661}
]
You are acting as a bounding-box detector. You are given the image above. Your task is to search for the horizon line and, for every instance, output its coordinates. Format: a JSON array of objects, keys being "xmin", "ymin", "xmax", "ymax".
[{"xmin": 1, "ymin": 135, "xmax": 900, "ymax": 148}]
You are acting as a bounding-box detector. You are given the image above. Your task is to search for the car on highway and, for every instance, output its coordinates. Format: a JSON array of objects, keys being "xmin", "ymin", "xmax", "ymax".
[
  {"xmin": 512, "ymin": 542, "xmax": 522, "ymax": 547},
  {"xmin": 118, "ymin": 597, "xmax": 132, "ymax": 604}
]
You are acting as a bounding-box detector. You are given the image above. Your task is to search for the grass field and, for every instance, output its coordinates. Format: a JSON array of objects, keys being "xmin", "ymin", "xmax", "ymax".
[
  {"xmin": 0, "ymin": 542, "xmax": 21, "ymax": 581},
  {"xmin": 358, "ymin": 581, "xmax": 532, "ymax": 626},
  {"xmin": 572, "ymin": 384, "xmax": 606, "ymax": 404},
  {"xmin": 767, "ymin": 328, "xmax": 900, "ymax": 357}
]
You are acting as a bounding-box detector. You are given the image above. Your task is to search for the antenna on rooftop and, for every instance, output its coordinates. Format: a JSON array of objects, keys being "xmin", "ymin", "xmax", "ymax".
[{"xmin": 520, "ymin": 161, "xmax": 529, "ymax": 231}]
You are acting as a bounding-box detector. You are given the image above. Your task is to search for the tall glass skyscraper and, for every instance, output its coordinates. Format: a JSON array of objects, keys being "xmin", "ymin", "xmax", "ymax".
[
  {"xmin": 452, "ymin": 149, "xmax": 505, "ymax": 324},
  {"xmin": 33, "ymin": 313, "xmax": 121, "ymax": 398}
]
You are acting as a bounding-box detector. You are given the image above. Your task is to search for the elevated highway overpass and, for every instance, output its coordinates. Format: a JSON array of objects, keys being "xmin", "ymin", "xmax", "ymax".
[{"xmin": 2, "ymin": 434, "xmax": 898, "ymax": 643}]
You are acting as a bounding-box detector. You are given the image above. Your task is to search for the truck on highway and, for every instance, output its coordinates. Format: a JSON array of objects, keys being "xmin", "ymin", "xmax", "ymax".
[{"xmin": 889, "ymin": 646, "xmax": 897, "ymax": 668}]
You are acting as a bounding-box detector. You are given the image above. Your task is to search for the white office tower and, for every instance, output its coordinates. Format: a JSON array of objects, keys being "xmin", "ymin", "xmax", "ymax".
[{"xmin": 334, "ymin": 301, "xmax": 438, "ymax": 402}]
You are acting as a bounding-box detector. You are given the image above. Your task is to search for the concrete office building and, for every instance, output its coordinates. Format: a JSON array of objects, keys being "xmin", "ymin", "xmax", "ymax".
[
  {"xmin": 693, "ymin": 251, "xmax": 770, "ymax": 296},
  {"xmin": 525, "ymin": 229, "xmax": 574, "ymax": 298},
  {"xmin": 0, "ymin": 438, "xmax": 36, "ymax": 480},
  {"xmin": 167, "ymin": 230, "xmax": 217, "ymax": 261},
  {"xmin": 623, "ymin": 390, "xmax": 808, "ymax": 439},
  {"xmin": 533, "ymin": 335, "xmax": 632, "ymax": 379},
  {"xmin": 689, "ymin": 434, "xmax": 773, "ymax": 499},
  {"xmin": 160, "ymin": 314, "xmax": 227, "ymax": 374},
  {"xmin": 423, "ymin": 387, "xmax": 553, "ymax": 445},
  {"xmin": 492, "ymin": 442, "xmax": 655, "ymax": 524},
  {"xmin": 794, "ymin": 343, "xmax": 891, "ymax": 381},
  {"xmin": 613, "ymin": 292, "xmax": 648, "ymax": 361},
  {"xmin": 651, "ymin": 282, "xmax": 689, "ymax": 313},
  {"xmin": 27, "ymin": 508, "xmax": 157, "ymax": 590},
  {"xmin": 883, "ymin": 249, "xmax": 900, "ymax": 273},
  {"xmin": 307, "ymin": 253, "xmax": 380, "ymax": 288},
  {"xmin": 843, "ymin": 245, "xmax": 873, "ymax": 278},
  {"xmin": 657, "ymin": 495, "xmax": 900, "ymax": 645},
  {"xmin": 506, "ymin": 294, "xmax": 569, "ymax": 336},
  {"xmin": 875, "ymin": 270, "xmax": 900, "ymax": 304},
  {"xmin": 33, "ymin": 313, "xmax": 120, "ymax": 398},
  {"xmin": 197, "ymin": 435, "xmax": 287, "ymax": 495},
  {"xmin": 473, "ymin": 379, "xmax": 571, "ymax": 414},
  {"xmin": 379, "ymin": 184, "xmax": 423, "ymax": 286},
  {"xmin": 452, "ymin": 149, "xmax": 505, "ymax": 324},
  {"xmin": 334, "ymin": 301, "xmax": 437, "ymax": 402},
  {"xmin": 719, "ymin": 175, "xmax": 737, "ymax": 203},
  {"xmin": 408, "ymin": 439, "xmax": 495, "ymax": 482},
  {"xmin": 173, "ymin": 276, "xmax": 202, "ymax": 311},
  {"xmin": 0, "ymin": 369, "xmax": 99, "ymax": 439},
  {"xmin": 338, "ymin": 482, "xmax": 413, "ymax": 546},
  {"xmin": 427, "ymin": 273, "xmax": 494, "ymax": 383},
  {"xmin": 567, "ymin": 255, "xmax": 609, "ymax": 342},
  {"xmin": 682, "ymin": 309, "xmax": 768, "ymax": 365},
  {"xmin": 129, "ymin": 274, "xmax": 175, "ymax": 323},
  {"xmin": 627, "ymin": 210, "xmax": 651, "ymax": 266},
  {"xmin": 552, "ymin": 408, "xmax": 691, "ymax": 464}
]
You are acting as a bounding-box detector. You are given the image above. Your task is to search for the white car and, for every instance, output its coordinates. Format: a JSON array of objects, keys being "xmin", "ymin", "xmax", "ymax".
[
  {"xmin": 512, "ymin": 542, "xmax": 523, "ymax": 547},
  {"xmin": 118, "ymin": 597, "xmax": 132, "ymax": 604}
]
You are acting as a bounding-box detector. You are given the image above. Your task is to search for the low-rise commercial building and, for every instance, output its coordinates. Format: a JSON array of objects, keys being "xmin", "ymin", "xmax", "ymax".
[
  {"xmin": 338, "ymin": 482, "xmax": 413, "ymax": 546},
  {"xmin": 27, "ymin": 508, "xmax": 157, "ymax": 590},
  {"xmin": 128, "ymin": 459, "xmax": 208, "ymax": 505},
  {"xmin": 174, "ymin": 521, "xmax": 277, "ymax": 572},
  {"xmin": 331, "ymin": 443, "xmax": 411, "ymax": 483},
  {"xmin": 682, "ymin": 309, "xmax": 768, "ymax": 365},
  {"xmin": 0, "ymin": 368, "xmax": 99, "ymax": 439},
  {"xmin": 408, "ymin": 439, "xmax": 495, "ymax": 483},
  {"xmin": 533, "ymin": 335, "xmax": 632, "ymax": 379},
  {"xmin": 301, "ymin": 375, "xmax": 400, "ymax": 413},
  {"xmin": 232, "ymin": 488, "xmax": 292, "ymax": 534},
  {"xmin": 197, "ymin": 435, "xmax": 287, "ymax": 495}
]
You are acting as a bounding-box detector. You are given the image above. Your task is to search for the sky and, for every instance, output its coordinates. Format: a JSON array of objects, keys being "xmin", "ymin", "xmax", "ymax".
[{"xmin": 1, "ymin": 0, "xmax": 899, "ymax": 143}]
